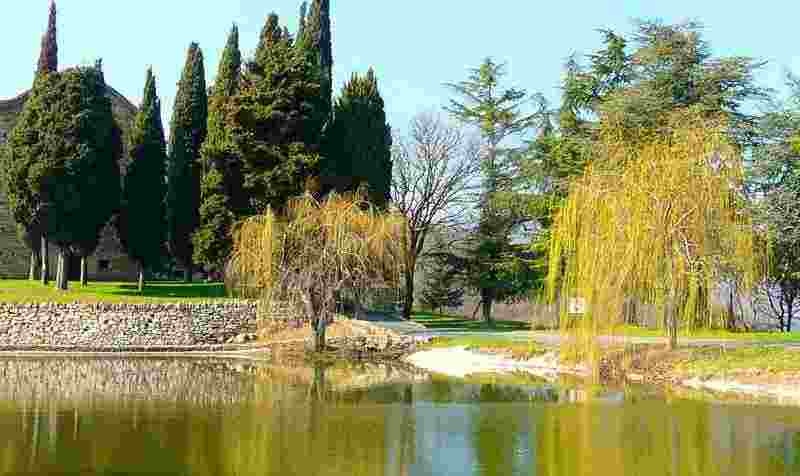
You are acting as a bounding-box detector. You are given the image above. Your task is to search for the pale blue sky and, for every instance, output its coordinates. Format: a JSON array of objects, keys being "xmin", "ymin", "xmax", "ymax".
[{"xmin": 2, "ymin": 1, "xmax": 799, "ymax": 138}]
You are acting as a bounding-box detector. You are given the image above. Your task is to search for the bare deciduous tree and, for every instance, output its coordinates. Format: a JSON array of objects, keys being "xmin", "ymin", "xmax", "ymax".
[{"xmin": 392, "ymin": 113, "xmax": 481, "ymax": 319}]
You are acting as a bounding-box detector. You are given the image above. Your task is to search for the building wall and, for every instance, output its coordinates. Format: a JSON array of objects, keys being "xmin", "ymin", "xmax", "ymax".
[{"xmin": 0, "ymin": 86, "xmax": 139, "ymax": 281}]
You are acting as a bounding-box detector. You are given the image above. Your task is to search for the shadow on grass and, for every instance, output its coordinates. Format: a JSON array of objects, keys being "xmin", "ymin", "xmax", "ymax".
[
  {"xmin": 411, "ymin": 312, "xmax": 530, "ymax": 332},
  {"xmin": 106, "ymin": 282, "xmax": 228, "ymax": 299}
]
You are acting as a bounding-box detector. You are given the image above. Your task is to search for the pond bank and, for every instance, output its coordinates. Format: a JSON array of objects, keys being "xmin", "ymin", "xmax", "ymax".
[{"xmin": 406, "ymin": 344, "xmax": 800, "ymax": 404}]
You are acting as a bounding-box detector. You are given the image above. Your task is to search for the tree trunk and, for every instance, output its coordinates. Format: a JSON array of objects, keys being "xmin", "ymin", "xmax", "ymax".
[
  {"xmin": 312, "ymin": 317, "xmax": 327, "ymax": 352},
  {"xmin": 80, "ymin": 257, "xmax": 88, "ymax": 286},
  {"xmin": 138, "ymin": 262, "xmax": 145, "ymax": 292},
  {"xmin": 726, "ymin": 284, "xmax": 736, "ymax": 331},
  {"xmin": 481, "ymin": 289, "xmax": 494, "ymax": 327},
  {"xmin": 28, "ymin": 250, "xmax": 40, "ymax": 281},
  {"xmin": 788, "ymin": 299, "xmax": 794, "ymax": 333},
  {"xmin": 56, "ymin": 250, "xmax": 70, "ymax": 291},
  {"xmin": 183, "ymin": 265, "xmax": 192, "ymax": 283},
  {"xmin": 55, "ymin": 252, "xmax": 62, "ymax": 288},
  {"xmin": 666, "ymin": 291, "xmax": 678, "ymax": 350},
  {"xmin": 40, "ymin": 236, "xmax": 49, "ymax": 285},
  {"xmin": 402, "ymin": 267, "xmax": 415, "ymax": 320}
]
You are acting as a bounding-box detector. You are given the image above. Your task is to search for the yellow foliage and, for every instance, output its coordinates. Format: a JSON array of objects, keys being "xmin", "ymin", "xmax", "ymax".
[
  {"xmin": 547, "ymin": 110, "xmax": 763, "ymax": 375},
  {"xmin": 227, "ymin": 192, "xmax": 405, "ymax": 348}
]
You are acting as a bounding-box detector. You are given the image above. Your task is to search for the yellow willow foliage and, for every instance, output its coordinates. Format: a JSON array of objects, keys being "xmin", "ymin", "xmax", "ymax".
[
  {"xmin": 546, "ymin": 111, "xmax": 764, "ymax": 374},
  {"xmin": 227, "ymin": 193, "xmax": 405, "ymax": 328}
]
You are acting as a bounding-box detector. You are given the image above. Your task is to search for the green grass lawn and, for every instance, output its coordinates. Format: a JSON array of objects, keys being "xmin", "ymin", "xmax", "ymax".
[
  {"xmin": 411, "ymin": 311, "xmax": 530, "ymax": 332},
  {"xmin": 675, "ymin": 346, "xmax": 800, "ymax": 377},
  {"xmin": 0, "ymin": 279, "xmax": 231, "ymax": 303},
  {"xmin": 617, "ymin": 325, "xmax": 800, "ymax": 343},
  {"xmin": 422, "ymin": 335, "xmax": 544, "ymax": 359}
]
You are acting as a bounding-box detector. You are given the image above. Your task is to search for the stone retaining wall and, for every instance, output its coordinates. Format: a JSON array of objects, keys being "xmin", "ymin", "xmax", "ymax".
[{"xmin": 0, "ymin": 302, "xmax": 258, "ymax": 348}]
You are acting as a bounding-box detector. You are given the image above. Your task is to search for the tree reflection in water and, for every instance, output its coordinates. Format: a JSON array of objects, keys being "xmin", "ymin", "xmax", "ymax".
[{"xmin": 0, "ymin": 358, "xmax": 796, "ymax": 475}]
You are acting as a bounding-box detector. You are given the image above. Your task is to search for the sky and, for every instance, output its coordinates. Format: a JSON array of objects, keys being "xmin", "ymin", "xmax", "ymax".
[{"xmin": 2, "ymin": 1, "xmax": 800, "ymax": 140}]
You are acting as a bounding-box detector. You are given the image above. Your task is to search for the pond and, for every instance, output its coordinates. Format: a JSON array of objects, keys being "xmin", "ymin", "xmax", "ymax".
[{"xmin": 0, "ymin": 356, "xmax": 798, "ymax": 475}]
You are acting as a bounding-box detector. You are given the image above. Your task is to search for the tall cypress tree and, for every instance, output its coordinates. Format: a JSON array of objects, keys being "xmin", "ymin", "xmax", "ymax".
[
  {"xmin": 297, "ymin": 2, "xmax": 308, "ymax": 46},
  {"xmin": 323, "ymin": 68, "xmax": 392, "ymax": 207},
  {"xmin": 302, "ymin": 0, "xmax": 332, "ymax": 121},
  {"xmin": 117, "ymin": 68, "xmax": 168, "ymax": 291},
  {"xmin": 194, "ymin": 25, "xmax": 243, "ymax": 273},
  {"xmin": 6, "ymin": 64, "xmax": 121, "ymax": 291},
  {"xmin": 230, "ymin": 13, "xmax": 325, "ymax": 213},
  {"xmin": 3, "ymin": 1, "xmax": 59, "ymax": 285},
  {"xmin": 255, "ymin": 14, "xmax": 283, "ymax": 67},
  {"xmin": 167, "ymin": 43, "xmax": 208, "ymax": 282},
  {"xmin": 36, "ymin": 1, "xmax": 58, "ymax": 75}
]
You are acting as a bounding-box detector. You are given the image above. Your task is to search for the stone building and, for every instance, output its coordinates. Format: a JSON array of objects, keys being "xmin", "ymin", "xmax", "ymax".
[{"xmin": 0, "ymin": 85, "xmax": 139, "ymax": 281}]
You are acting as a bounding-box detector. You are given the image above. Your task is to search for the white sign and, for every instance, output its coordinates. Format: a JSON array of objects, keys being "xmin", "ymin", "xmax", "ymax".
[{"xmin": 568, "ymin": 297, "xmax": 586, "ymax": 315}]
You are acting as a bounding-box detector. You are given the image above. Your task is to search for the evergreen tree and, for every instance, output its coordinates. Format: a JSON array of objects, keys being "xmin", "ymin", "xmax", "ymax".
[
  {"xmin": 323, "ymin": 68, "xmax": 392, "ymax": 207},
  {"xmin": 2, "ymin": 2, "xmax": 60, "ymax": 285},
  {"xmin": 194, "ymin": 25, "xmax": 243, "ymax": 273},
  {"xmin": 445, "ymin": 58, "xmax": 540, "ymax": 325},
  {"xmin": 36, "ymin": 1, "xmax": 57, "ymax": 75},
  {"xmin": 421, "ymin": 262, "xmax": 465, "ymax": 315},
  {"xmin": 302, "ymin": 0, "xmax": 333, "ymax": 121},
  {"xmin": 167, "ymin": 43, "xmax": 208, "ymax": 282},
  {"xmin": 255, "ymin": 14, "xmax": 283, "ymax": 67},
  {"xmin": 5, "ymin": 65, "xmax": 121, "ymax": 290},
  {"xmin": 117, "ymin": 68, "xmax": 168, "ymax": 291},
  {"xmin": 230, "ymin": 13, "xmax": 325, "ymax": 213},
  {"xmin": 297, "ymin": 2, "xmax": 308, "ymax": 46}
]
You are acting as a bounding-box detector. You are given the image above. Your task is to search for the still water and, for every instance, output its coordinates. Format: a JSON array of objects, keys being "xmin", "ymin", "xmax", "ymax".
[{"xmin": 0, "ymin": 357, "xmax": 798, "ymax": 475}]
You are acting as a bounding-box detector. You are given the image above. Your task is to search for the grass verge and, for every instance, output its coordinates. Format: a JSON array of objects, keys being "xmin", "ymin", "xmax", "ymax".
[
  {"xmin": 411, "ymin": 311, "xmax": 530, "ymax": 332},
  {"xmin": 0, "ymin": 279, "xmax": 230, "ymax": 304},
  {"xmin": 422, "ymin": 336, "xmax": 545, "ymax": 360},
  {"xmin": 672, "ymin": 346, "xmax": 800, "ymax": 379},
  {"xmin": 617, "ymin": 325, "xmax": 800, "ymax": 343}
]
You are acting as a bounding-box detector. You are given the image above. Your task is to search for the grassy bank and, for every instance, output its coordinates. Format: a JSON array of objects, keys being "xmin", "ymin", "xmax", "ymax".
[
  {"xmin": 422, "ymin": 336, "xmax": 545, "ymax": 360},
  {"xmin": 0, "ymin": 279, "xmax": 230, "ymax": 303},
  {"xmin": 411, "ymin": 311, "xmax": 530, "ymax": 332},
  {"xmin": 618, "ymin": 325, "xmax": 800, "ymax": 343},
  {"xmin": 671, "ymin": 346, "xmax": 800, "ymax": 379}
]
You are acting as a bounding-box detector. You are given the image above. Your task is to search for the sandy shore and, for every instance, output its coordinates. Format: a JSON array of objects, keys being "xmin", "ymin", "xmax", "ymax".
[
  {"xmin": 405, "ymin": 346, "xmax": 587, "ymax": 380},
  {"xmin": 406, "ymin": 346, "xmax": 800, "ymax": 404}
]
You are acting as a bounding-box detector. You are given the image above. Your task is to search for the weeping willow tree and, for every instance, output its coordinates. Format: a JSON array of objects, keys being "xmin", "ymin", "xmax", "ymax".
[
  {"xmin": 546, "ymin": 109, "xmax": 762, "ymax": 373},
  {"xmin": 227, "ymin": 192, "xmax": 404, "ymax": 351}
]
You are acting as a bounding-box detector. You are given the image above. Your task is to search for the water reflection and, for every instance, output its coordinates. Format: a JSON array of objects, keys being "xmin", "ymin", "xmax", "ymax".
[{"xmin": 0, "ymin": 357, "xmax": 797, "ymax": 475}]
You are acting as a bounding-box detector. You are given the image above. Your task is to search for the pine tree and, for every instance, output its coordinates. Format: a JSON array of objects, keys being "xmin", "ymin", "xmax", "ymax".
[
  {"xmin": 36, "ymin": 1, "xmax": 58, "ymax": 75},
  {"xmin": 445, "ymin": 58, "xmax": 539, "ymax": 325},
  {"xmin": 194, "ymin": 25, "xmax": 243, "ymax": 273},
  {"xmin": 323, "ymin": 68, "xmax": 392, "ymax": 207},
  {"xmin": 117, "ymin": 68, "xmax": 168, "ymax": 291},
  {"xmin": 167, "ymin": 43, "xmax": 208, "ymax": 282},
  {"xmin": 301, "ymin": 0, "xmax": 332, "ymax": 121},
  {"xmin": 230, "ymin": 13, "xmax": 325, "ymax": 213}
]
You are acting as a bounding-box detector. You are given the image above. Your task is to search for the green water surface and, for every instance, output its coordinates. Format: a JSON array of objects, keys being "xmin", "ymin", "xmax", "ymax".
[{"xmin": 0, "ymin": 357, "xmax": 797, "ymax": 475}]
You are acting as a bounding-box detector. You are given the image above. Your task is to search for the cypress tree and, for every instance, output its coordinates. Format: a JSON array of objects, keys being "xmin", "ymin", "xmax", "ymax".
[
  {"xmin": 6, "ymin": 64, "xmax": 121, "ymax": 291},
  {"xmin": 255, "ymin": 14, "xmax": 283, "ymax": 67},
  {"xmin": 193, "ymin": 25, "xmax": 243, "ymax": 273},
  {"xmin": 302, "ymin": 0, "xmax": 333, "ymax": 121},
  {"xmin": 323, "ymin": 68, "xmax": 392, "ymax": 207},
  {"xmin": 36, "ymin": 1, "xmax": 58, "ymax": 75},
  {"xmin": 167, "ymin": 43, "xmax": 208, "ymax": 282},
  {"xmin": 297, "ymin": 2, "xmax": 308, "ymax": 46},
  {"xmin": 1, "ymin": 2, "xmax": 59, "ymax": 285},
  {"xmin": 230, "ymin": 13, "xmax": 325, "ymax": 213},
  {"xmin": 117, "ymin": 68, "xmax": 168, "ymax": 291}
]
